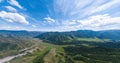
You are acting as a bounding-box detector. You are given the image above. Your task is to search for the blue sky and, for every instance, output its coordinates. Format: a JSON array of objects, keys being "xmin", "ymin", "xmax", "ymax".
[{"xmin": 0, "ymin": 0, "xmax": 120, "ymax": 31}]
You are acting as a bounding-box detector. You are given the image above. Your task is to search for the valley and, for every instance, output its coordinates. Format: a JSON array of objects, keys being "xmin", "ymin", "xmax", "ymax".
[
  {"xmin": 0, "ymin": 30, "xmax": 120, "ymax": 63},
  {"xmin": 0, "ymin": 0, "xmax": 120, "ymax": 63}
]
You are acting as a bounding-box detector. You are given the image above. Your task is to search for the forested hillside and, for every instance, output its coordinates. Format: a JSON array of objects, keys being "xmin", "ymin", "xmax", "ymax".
[{"xmin": 35, "ymin": 30, "xmax": 120, "ymax": 44}]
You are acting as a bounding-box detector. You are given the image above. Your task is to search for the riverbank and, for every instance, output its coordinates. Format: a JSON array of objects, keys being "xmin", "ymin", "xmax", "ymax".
[{"xmin": 0, "ymin": 47, "xmax": 37, "ymax": 63}]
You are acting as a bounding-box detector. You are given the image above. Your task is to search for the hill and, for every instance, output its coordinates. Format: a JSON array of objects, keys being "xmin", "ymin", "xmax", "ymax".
[
  {"xmin": 0, "ymin": 30, "xmax": 43, "ymax": 37},
  {"xmin": 1, "ymin": 30, "xmax": 120, "ymax": 63},
  {"xmin": 35, "ymin": 30, "xmax": 120, "ymax": 44},
  {"xmin": 0, "ymin": 34, "xmax": 42, "ymax": 58}
]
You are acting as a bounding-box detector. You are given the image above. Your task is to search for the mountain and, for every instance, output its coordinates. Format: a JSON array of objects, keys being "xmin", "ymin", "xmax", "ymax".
[
  {"xmin": 97, "ymin": 30, "xmax": 120, "ymax": 40},
  {"xmin": 0, "ymin": 30, "xmax": 43, "ymax": 37},
  {"xmin": 0, "ymin": 30, "xmax": 120, "ymax": 63},
  {"xmin": 35, "ymin": 32, "xmax": 75, "ymax": 44},
  {"xmin": 35, "ymin": 30, "xmax": 120, "ymax": 44},
  {"xmin": 69, "ymin": 30, "xmax": 120, "ymax": 40},
  {"xmin": 0, "ymin": 34, "xmax": 42, "ymax": 58},
  {"xmin": 1, "ymin": 30, "xmax": 120, "ymax": 45}
]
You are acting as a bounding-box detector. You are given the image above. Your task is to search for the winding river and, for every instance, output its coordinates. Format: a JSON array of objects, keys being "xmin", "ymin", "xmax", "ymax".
[{"xmin": 0, "ymin": 48, "xmax": 35, "ymax": 63}]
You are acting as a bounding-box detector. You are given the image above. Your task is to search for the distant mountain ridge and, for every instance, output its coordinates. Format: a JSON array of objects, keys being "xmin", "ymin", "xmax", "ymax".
[
  {"xmin": 36, "ymin": 30, "xmax": 120, "ymax": 39},
  {"xmin": 0, "ymin": 30, "xmax": 43, "ymax": 37},
  {"xmin": 35, "ymin": 30, "xmax": 120, "ymax": 44},
  {"xmin": 0, "ymin": 30, "xmax": 120, "ymax": 41},
  {"xmin": 75, "ymin": 30, "xmax": 120, "ymax": 40},
  {"xmin": 1, "ymin": 30, "xmax": 120, "ymax": 63}
]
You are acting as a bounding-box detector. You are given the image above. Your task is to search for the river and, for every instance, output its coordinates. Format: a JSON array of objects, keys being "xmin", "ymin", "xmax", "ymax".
[{"xmin": 0, "ymin": 48, "xmax": 35, "ymax": 63}]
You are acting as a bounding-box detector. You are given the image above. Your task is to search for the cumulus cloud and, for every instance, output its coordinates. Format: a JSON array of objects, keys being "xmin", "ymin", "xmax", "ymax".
[
  {"xmin": 1, "ymin": 0, "xmax": 120, "ymax": 31},
  {"xmin": 59, "ymin": 14, "xmax": 120, "ymax": 31},
  {"xmin": 44, "ymin": 17, "xmax": 55, "ymax": 23},
  {"xmin": 5, "ymin": 6, "xmax": 17, "ymax": 12},
  {"xmin": 8, "ymin": 0, "xmax": 23, "ymax": 9},
  {"xmin": 0, "ymin": 11, "xmax": 29, "ymax": 25},
  {"xmin": 76, "ymin": 14, "xmax": 120, "ymax": 30}
]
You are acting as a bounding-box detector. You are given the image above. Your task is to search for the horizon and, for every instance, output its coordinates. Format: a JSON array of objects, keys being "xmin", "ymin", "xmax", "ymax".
[
  {"xmin": 0, "ymin": 29, "xmax": 120, "ymax": 32},
  {"xmin": 0, "ymin": 0, "xmax": 120, "ymax": 31}
]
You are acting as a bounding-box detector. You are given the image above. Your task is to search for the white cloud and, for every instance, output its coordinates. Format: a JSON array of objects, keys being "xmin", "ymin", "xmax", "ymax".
[
  {"xmin": 90, "ymin": 0, "xmax": 120, "ymax": 14},
  {"xmin": 52, "ymin": 0, "xmax": 120, "ymax": 31},
  {"xmin": 5, "ymin": 6, "xmax": 17, "ymax": 12},
  {"xmin": 77, "ymin": 14, "xmax": 120, "ymax": 30},
  {"xmin": 8, "ymin": 0, "xmax": 23, "ymax": 9},
  {"xmin": 58, "ymin": 14, "xmax": 120, "ymax": 31},
  {"xmin": 53, "ymin": 0, "xmax": 120, "ymax": 20},
  {"xmin": 1, "ymin": 26, "xmax": 25, "ymax": 30},
  {"xmin": 0, "ymin": 11, "xmax": 29, "ymax": 25},
  {"xmin": 54, "ymin": 0, "xmax": 93, "ymax": 17},
  {"xmin": 62, "ymin": 20, "xmax": 78, "ymax": 26},
  {"xmin": 32, "ymin": 25, "xmax": 36, "ymax": 27},
  {"xmin": 53, "ymin": 0, "xmax": 110, "ymax": 19},
  {"xmin": 44, "ymin": 17, "xmax": 55, "ymax": 23}
]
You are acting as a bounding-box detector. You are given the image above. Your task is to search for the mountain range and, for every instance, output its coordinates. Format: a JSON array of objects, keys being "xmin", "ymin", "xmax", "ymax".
[{"xmin": 1, "ymin": 30, "xmax": 120, "ymax": 63}]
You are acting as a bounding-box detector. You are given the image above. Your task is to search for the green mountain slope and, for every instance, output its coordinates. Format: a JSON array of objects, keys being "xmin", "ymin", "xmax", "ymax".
[
  {"xmin": 1, "ymin": 30, "xmax": 120, "ymax": 63},
  {"xmin": 9, "ymin": 42, "xmax": 120, "ymax": 63},
  {"xmin": 0, "ymin": 34, "xmax": 42, "ymax": 58}
]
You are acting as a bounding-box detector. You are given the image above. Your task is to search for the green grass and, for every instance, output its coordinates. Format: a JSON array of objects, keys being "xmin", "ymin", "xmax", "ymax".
[
  {"xmin": 8, "ymin": 38, "xmax": 114, "ymax": 63},
  {"xmin": 76, "ymin": 38, "xmax": 110, "ymax": 42},
  {"xmin": 9, "ymin": 40, "xmax": 67, "ymax": 63},
  {"xmin": 63, "ymin": 37, "xmax": 111, "ymax": 44},
  {"xmin": 10, "ymin": 45, "xmax": 49, "ymax": 63}
]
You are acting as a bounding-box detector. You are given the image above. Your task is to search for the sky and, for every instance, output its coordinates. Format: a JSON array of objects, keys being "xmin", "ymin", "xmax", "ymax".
[{"xmin": 0, "ymin": 0, "xmax": 120, "ymax": 31}]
